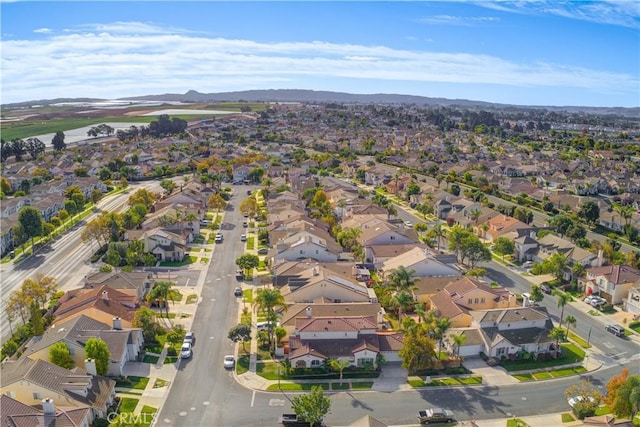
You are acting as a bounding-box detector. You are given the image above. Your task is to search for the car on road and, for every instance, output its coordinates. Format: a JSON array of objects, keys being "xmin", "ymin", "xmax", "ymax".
[
  {"xmin": 540, "ymin": 284, "xmax": 552, "ymax": 294},
  {"xmin": 257, "ymin": 248, "xmax": 268, "ymax": 255},
  {"xmin": 183, "ymin": 331, "xmax": 195, "ymax": 346},
  {"xmin": 180, "ymin": 343, "xmax": 192, "ymax": 359},
  {"xmin": 234, "ymin": 287, "xmax": 243, "ymax": 297},
  {"xmin": 605, "ymin": 324, "xmax": 625, "ymax": 337},
  {"xmin": 404, "ymin": 220, "xmax": 413, "ymax": 228},
  {"xmin": 215, "ymin": 233, "xmax": 223, "ymax": 243},
  {"xmin": 240, "ymin": 234, "xmax": 246, "ymax": 242},
  {"xmin": 223, "ymin": 355, "xmax": 235, "ymax": 369},
  {"xmin": 242, "ymin": 221, "xmax": 248, "ymax": 228},
  {"xmin": 236, "ymin": 269, "xmax": 244, "ymax": 280},
  {"xmin": 522, "ymin": 261, "xmax": 534, "ymax": 268}
]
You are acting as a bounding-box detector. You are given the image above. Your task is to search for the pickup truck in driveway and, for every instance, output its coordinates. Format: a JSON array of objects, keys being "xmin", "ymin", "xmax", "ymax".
[{"xmin": 417, "ymin": 408, "xmax": 456, "ymax": 424}]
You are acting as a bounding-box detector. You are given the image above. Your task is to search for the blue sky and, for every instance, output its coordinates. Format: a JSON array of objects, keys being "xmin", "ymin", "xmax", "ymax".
[{"xmin": 1, "ymin": 1, "xmax": 639, "ymax": 107}]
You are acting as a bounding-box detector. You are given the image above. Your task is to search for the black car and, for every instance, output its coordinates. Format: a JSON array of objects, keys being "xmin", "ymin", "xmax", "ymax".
[
  {"xmin": 257, "ymin": 248, "xmax": 268, "ymax": 255},
  {"xmin": 234, "ymin": 287, "xmax": 243, "ymax": 297},
  {"xmin": 540, "ymin": 285, "xmax": 552, "ymax": 294}
]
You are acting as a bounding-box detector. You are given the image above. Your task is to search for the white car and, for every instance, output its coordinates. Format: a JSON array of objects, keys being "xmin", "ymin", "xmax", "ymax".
[
  {"xmin": 584, "ymin": 295, "xmax": 595, "ymax": 304},
  {"xmin": 180, "ymin": 343, "xmax": 192, "ymax": 359},
  {"xmin": 568, "ymin": 395, "xmax": 596, "ymax": 408},
  {"xmin": 223, "ymin": 355, "xmax": 235, "ymax": 369},
  {"xmin": 404, "ymin": 220, "xmax": 413, "ymax": 228}
]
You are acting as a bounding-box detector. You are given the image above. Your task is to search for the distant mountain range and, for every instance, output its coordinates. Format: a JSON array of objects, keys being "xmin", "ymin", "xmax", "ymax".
[{"xmin": 4, "ymin": 89, "xmax": 639, "ymax": 116}]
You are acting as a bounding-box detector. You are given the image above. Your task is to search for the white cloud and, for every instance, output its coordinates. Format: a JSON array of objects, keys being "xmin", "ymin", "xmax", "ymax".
[
  {"xmin": 475, "ymin": 0, "xmax": 640, "ymax": 28},
  {"xmin": 417, "ymin": 14, "xmax": 500, "ymax": 26},
  {"xmin": 33, "ymin": 28, "xmax": 51, "ymax": 34},
  {"xmin": 0, "ymin": 22, "xmax": 637, "ymax": 104}
]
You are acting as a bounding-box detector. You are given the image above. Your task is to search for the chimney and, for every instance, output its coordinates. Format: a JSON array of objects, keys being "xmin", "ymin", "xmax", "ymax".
[
  {"xmin": 312, "ymin": 267, "xmax": 319, "ymax": 276},
  {"xmin": 377, "ymin": 310, "xmax": 384, "ymax": 325},
  {"xmin": 597, "ymin": 249, "xmax": 604, "ymax": 267},
  {"xmin": 305, "ymin": 306, "xmax": 312, "ymax": 318},
  {"xmin": 42, "ymin": 398, "xmax": 55, "ymax": 416},
  {"xmin": 522, "ymin": 294, "xmax": 530, "ymax": 308},
  {"xmin": 83, "ymin": 275, "xmax": 88, "ymax": 287},
  {"xmin": 85, "ymin": 358, "xmax": 97, "ymax": 376},
  {"xmin": 101, "ymin": 290, "xmax": 108, "ymax": 302},
  {"xmin": 112, "ymin": 317, "xmax": 122, "ymax": 330}
]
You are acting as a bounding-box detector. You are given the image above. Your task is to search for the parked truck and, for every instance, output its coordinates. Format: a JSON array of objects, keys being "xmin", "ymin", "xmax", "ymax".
[
  {"xmin": 278, "ymin": 414, "xmax": 324, "ymax": 427},
  {"xmin": 417, "ymin": 408, "xmax": 456, "ymax": 424}
]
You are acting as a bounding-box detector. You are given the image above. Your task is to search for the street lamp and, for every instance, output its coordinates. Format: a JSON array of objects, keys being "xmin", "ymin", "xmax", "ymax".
[
  {"xmin": 277, "ymin": 362, "xmax": 281, "ymax": 390},
  {"xmin": 587, "ymin": 326, "xmax": 592, "ymax": 346}
]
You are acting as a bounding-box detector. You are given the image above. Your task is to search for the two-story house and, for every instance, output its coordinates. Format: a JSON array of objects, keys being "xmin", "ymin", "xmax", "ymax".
[
  {"xmin": 581, "ymin": 264, "xmax": 640, "ymax": 305},
  {"xmin": 0, "ymin": 395, "xmax": 91, "ymax": 427}
]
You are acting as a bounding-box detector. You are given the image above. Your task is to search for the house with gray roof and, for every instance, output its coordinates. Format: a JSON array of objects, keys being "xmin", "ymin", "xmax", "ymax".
[
  {"xmin": 0, "ymin": 358, "xmax": 116, "ymax": 423},
  {"xmin": 0, "ymin": 394, "xmax": 91, "ymax": 427}
]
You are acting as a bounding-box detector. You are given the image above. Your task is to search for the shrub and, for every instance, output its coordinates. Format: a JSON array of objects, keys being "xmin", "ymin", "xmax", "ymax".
[
  {"xmin": 166, "ymin": 347, "xmax": 177, "ymax": 357},
  {"xmin": 572, "ymin": 405, "xmax": 596, "ymax": 420},
  {"xmin": 1, "ymin": 340, "xmax": 18, "ymax": 359}
]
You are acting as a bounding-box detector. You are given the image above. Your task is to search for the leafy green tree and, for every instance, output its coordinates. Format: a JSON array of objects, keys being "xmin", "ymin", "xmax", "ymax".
[
  {"xmin": 549, "ymin": 215, "xmax": 574, "ymax": 237},
  {"xmin": 579, "ymin": 201, "xmax": 600, "ymax": 226},
  {"xmin": 493, "ymin": 237, "xmax": 515, "ymax": 262},
  {"xmin": 565, "ymin": 379, "xmax": 602, "ymax": 419},
  {"xmin": 128, "ymin": 188, "xmax": 157, "ymax": 209},
  {"xmin": 166, "ymin": 324, "xmax": 186, "ymax": 344},
  {"xmin": 49, "ymin": 341, "xmax": 75, "ymax": 369},
  {"xmin": 398, "ymin": 330, "xmax": 437, "ymax": 373},
  {"xmin": 235, "ymin": 253, "xmax": 259, "ymax": 274},
  {"xmin": 159, "ymin": 179, "xmax": 177, "ymax": 195},
  {"xmin": 18, "ymin": 206, "xmax": 43, "ymax": 251},
  {"xmin": 85, "ymin": 337, "xmax": 111, "ymax": 376},
  {"xmin": 239, "ymin": 197, "xmax": 258, "ymax": 218},
  {"xmin": 530, "ymin": 285, "xmax": 544, "ymax": 303},
  {"xmin": 274, "ymin": 326, "xmax": 287, "ymax": 348},
  {"xmin": 52, "ymin": 131, "xmax": 66, "ymax": 151},
  {"xmin": 612, "ymin": 374, "xmax": 640, "ymax": 419},
  {"xmin": 390, "ymin": 290, "xmax": 414, "ymax": 321},
  {"xmin": 208, "ymin": 194, "xmax": 227, "ymax": 212},
  {"xmin": 385, "ymin": 266, "xmax": 417, "ymax": 293},
  {"xmin": 228, "ymin": 323, "xmax": 252, "ymax": 352},
  {"xmin": 133, "ymin": 306, "xmax": 163, "ymax": 343},
  {"xmin": 328, "ymin": 358, "xmax": 350, "ymax": 384},
  {"xmin": 460, "ymin": 236, "xmax": 491, "ymax": 268},
  {"xmin": 291, "ymin": 385, "xmax": 331, "ymax": 426},
  {"xmin": 29, "ymin": 300, "xmax": 44, "ymax": 336}
]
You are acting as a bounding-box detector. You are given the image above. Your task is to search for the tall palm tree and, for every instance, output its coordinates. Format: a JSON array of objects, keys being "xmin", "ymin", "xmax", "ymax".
[
  {"xmin": 431, "ymin": 223, "xmax": 445, "ymax": 252},
  {"xmin": 391, "ymin": 290, "xmax": 414, "ymax": 321},
  {"xmin": 451, "ymin": 333, "xmax": 467, "ymax": 359},
  {"xmin": 385, "ymin": 266, "xmax": 417, "ymax": 293},
  {"xmin": 254, "ymin": 288, "xmax": 287, "ymax": 351},
  {"xmin": 556, "ymin": 293, "xmax": 570, "ymax": 329},
  {"xmin": 564, "ymin": 315, "xmax": 577, "ymax": 337},
  {"xmin": 328, "ymin": 358, "xmax": 350, "ymax": 384},
  {"xmin": 549, "ymin": 326, "xmax": 566, "ymax": 359},
  {"xmin": 469, "ymin": 208, "xmax": 481, "ymax": 227},
  {"xmin": 433, "ymin": 317, "xmax": 452, "ymax": 359},
  {"xmin": 415, "ymin": 303, "xmax": 437, "ymax": 330}
]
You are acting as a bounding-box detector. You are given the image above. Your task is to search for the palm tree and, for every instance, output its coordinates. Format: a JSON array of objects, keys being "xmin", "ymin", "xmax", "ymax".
[
  {"xmin": 431, "ymin": 223, "xmax": 446, "ymax": 252},
  {"xmin": 549, "ymin": 326, "xmax": 566, "ymax": 359},
  {"xmin": 146, "ymin": 280, "xmax": 174, "ymax": 317},
  {"xmin": 385, "ymin": 266, "xmax": 417, "ymax": 293},
  {"xmin": 328, "ymin": 358, "xmax": 350, "ymax": 384},
  {"xmin": 451, "ymin": 333, "xmax": 467, "ymax": 359},
  {"xmin": 254, "ymin": 288, "xmax": 287, "ymax": 351},
  {"xmin": 469, "ymin": 208, "xmax": 481, "ymax": 227},
  {"xmin": 564, "ymin": 314, "xmax": 577, "ymax": 339},
  {"xmin": 415, "ymin": 303, "xmax": 437, "ymax": 330},
  {"xmin": 613, "ymin": 203, "xmax": 634, "ymax": 226},
  {"xmin": 391, "ymin": 290, "xmax": 414, "ymax": 321},
  {"xmin": 433, "ymin": 317, "xmax": 452, "ymax": 359},
  {"xmin": 556, "ymin": 293, "xmax": 570, "ymax": 328}
]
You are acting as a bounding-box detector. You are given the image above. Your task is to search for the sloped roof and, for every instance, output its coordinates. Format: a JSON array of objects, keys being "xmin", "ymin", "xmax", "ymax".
[
  {"xmin": 295, "ymin": 316, "xmax": 377, "ymax": 333},
  {"xmin": 53, "ymin": 285, "xmax": 138, "ymax": 324},
  {"xmin": 1, "ymin": 395, "xmax": 91, "ymax": 427},
  {"xmin": 587, "ymin": 264, "xmax": 640, "ymax": 285},
  {"xmin": 280, "ymin": 302, "xmax": 381, "ymax": 327}
]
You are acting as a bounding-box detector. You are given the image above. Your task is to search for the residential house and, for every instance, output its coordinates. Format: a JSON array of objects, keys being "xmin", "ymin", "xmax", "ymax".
[
  {"xmin": 0, "ymin": 395, "xmax": 91, "ymax": 427},
  {"xmin": 359, "ymin": 221, "xmax": 418, "ymax": 247},
  {"xmin": 23, "ymin": 315, "xmax": 144, "ymax": 377},
  {"xmin": 379, "ymin": 246, "xmax": 461, "ymax": 278},
  {"xmin": 581, "ymin": 264, "xmax": 640, "ymax": 305},
  {"xmin": 287, "ymin": 316, "xmax": 403, "ymax": 368},
  {"xmin": 0, "ymin": 358, "xmax": 116, "ymax": 423},
  {"xmin": 154, "ymin": 192, "xmax": 205, "ymax": 214},
  {"xmin": 126, "ymin": 227, "xmax": 188, "ymax": 262},
  {"xmin": 535, "ymin": 234, "xmax": 600, "ymax": 275},
  {"xmin": 232, "ymin": 164, "xmax": 251, "ymax": 183},
  {"xmin": 52, "ymin": 285, "xmax": 139, "ymax": 329},
  {"xmin": 279, "ymin": 264, "xmax": 377, "ymax": 304},
  {"xmin": 484, "ymin": 215, "xmax": 531, "ymax": 243},
  {"xmin": 83, "ymin": 271, "xmax": 157, "ymax": 300},
  {"xmin": 450, "ymin": 307, "xmax": 555, "ymax": 358},
  {"xmin": 270, "ymin": 230, "xmax": 340, "ymax": 263}
]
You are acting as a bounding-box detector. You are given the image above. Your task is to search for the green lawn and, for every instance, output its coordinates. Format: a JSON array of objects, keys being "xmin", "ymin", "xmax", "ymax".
[
  {"xmin": 115, "ymin": 376, "xmax": 149, "ymax": 390},
  {"xmin": 142, "ymin": 354, "xmax": 160, "ymax": 364},
  {"xmin": 153, "ymin": 378, "xmax": 169, "ymax": 388},
  {"xmin": 237, "ymin": 355, "xmax": 250, "ymax": 375},
  {"xmin": 139, "ymin": 405, "xmax": 158, "ymax": 427},
  {"xmin": 185, "ymin": 294, "xmax": 198, "ymax": 304},
  {"xmin": 561, "ymin": 413, "xmax": 576, "ymax": 423},
  {"xmin": 568, "ymin": 330, "xmax": 591, "ymax": 348},
  {"xmin": 351, "ymin": 381, "xmax": 374, "ymax": 390},
  {"xmin": 629, "ymin": 321, "xmax": 640, "ymax": 334},
  {"xmin": 408, "ymin": 376, "xmax": 482, "ymax": 387},
  {"xmin": 331, "ymin": 382, "xmax": 350, "ymax": 390},
  {"xmin": 266, "ymin": 383, "xmax": 329, "ymax": 391},
  {"xmin": 118, "ymin": 397, "xmax": 139, "ymax": 413},
  {"xmin": 506, "ymin": 418, "xmax": 530, "ymax": 427},
  {"xmin": 159, "ymin": 256, "xmax": 196, "ymax": 267},
  {"xmin": 243, "ymin": 289, "xmax": 253, "ymax": 303},
  {"xmin": 513, "ymin": 366, "xmax": 586, "ymax": 381},
  {"xmin": 164, "ymin": 356, "xmax": 178, "ymax": 364},
  {"xmin": 246, "ymin": 236, "xmax": 255, "ymax": 250},
  {"xmin": 502, "ymin": 344, "xmax": 584, "ymax": 372}
]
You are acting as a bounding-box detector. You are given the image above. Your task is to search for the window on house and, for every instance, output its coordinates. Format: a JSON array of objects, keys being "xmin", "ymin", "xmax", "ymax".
[
  {"xmin": 315, "ymin": 250, "xmax": 318, "ymax": 254},
  {"xmin": 300, "ymin": 250, "xmax": 303, "ymax": 254},
  {"xmin": 311, "ymin": 359, "xmax": 320, "ymax": 366},
  {"xmin": 468, "ymin": 298, "xmax": 473, "ymax": 304},
  {"xmin": 390, "ymin": 236, "xmax": 395, "ymax": 240},
  {"xmin": 481, "ymin": 298, "xmax": 485, "ymax": 303},
  {"xmin": 33, "ymin": 392, "xmax": 42, "ymax": 400},
  {"xmin": 474, "ymin": 298, "xmax": 479, "ymax": 304}
]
